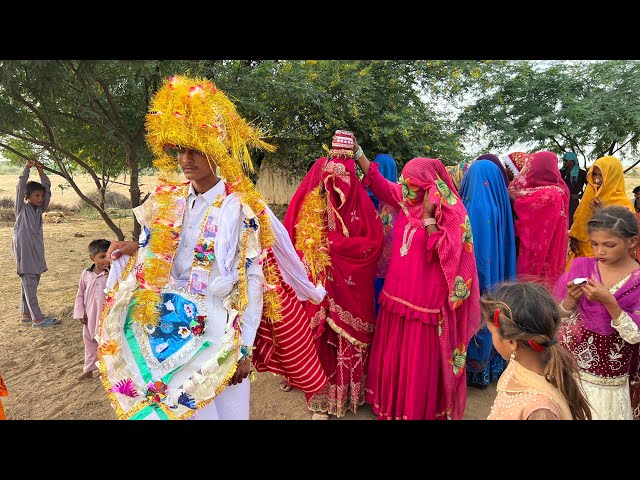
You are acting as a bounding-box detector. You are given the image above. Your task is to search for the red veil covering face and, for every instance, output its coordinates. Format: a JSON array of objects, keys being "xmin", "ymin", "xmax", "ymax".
[
  {"xmin": 284, "ymin": 156, "xmax": 383, "ymax": 414},
  {"xmin": 508, "ymin": 151, "xmax": 570, "ymax": 288},
  {"xmin": 284, "ymin": 157, "xmax": 384, "ymax": 346}
]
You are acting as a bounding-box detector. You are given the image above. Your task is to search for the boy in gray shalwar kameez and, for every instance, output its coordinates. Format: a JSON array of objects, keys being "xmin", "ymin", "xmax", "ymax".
[{"xmin": 12, "ymin": 160, "xmax": 59, "ymax": 327}]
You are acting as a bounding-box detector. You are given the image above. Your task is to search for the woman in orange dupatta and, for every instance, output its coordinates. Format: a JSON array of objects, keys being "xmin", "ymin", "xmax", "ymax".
[
  {"xmin": 284, "ymin": 154, "xmax": 383, "ymax": 418},
  {"xmin": 508, "ymin": 151, "xmax": 570, "ymax": 289},
  {"xmin": 568, "ymin": 156, "xmax": 635, "ymax": 266}
]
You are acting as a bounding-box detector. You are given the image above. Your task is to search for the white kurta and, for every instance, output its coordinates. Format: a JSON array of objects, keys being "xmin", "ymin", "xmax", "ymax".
[{"xmin": 108, "ymin": 180, "xmax": 261, "ymax": 420}]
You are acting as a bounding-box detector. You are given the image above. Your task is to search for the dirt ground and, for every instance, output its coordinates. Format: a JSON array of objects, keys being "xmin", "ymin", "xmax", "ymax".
[{"xmin": 0, "ymin": 170, "xmax": 501, "ymax": 420}]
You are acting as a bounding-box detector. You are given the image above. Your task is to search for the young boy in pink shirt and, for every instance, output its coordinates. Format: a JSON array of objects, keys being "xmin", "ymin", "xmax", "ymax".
[{"xmin": 73, "ymin": 239, "xmax": 111, "ymax": 380}]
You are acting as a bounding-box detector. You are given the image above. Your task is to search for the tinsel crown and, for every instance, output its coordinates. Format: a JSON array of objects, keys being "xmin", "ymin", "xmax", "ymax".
[{"xmin": 145, "ymin": 75, "xmax": 275, "ymax": 178}]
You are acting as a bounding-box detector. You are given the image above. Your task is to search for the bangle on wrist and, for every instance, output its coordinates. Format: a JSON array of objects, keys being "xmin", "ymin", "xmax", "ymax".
[
  {"xmin": 354, "ymin": 146, "xmax": 364, "ymax": 161},
  {"xmin": 422, "ymin": 217, "xmax": 437, "ymax": 228},
  {"xmin": 559, "ymin": 301, "xmax": 575, "ymax": 315}
]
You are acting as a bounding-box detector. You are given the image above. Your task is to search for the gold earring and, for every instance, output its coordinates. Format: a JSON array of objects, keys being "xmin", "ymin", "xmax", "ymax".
[{"xmin": 510, "ymin": 350, "xmax": 517, "ymax": 362}]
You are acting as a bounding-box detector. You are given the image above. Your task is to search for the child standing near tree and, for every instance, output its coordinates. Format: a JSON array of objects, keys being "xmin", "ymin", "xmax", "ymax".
[
  {"xmin": 74, "ymin": 239, "xmax": 111, "ymax": 380},
  {"xmin": 13, "ymin": 160, "xmax": 59, "ymax": 327}
]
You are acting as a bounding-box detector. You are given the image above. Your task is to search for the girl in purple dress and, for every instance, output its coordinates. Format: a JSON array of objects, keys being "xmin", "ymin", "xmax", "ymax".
[{"xmin": 554, "ymin": 206, "xmax": 640, "ymax": 419}]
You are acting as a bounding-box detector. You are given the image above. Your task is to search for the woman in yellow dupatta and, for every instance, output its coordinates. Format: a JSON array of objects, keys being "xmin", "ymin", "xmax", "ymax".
[{"xmin": 568, "ymin": 156, "xmax": 634, "ymax": 266}]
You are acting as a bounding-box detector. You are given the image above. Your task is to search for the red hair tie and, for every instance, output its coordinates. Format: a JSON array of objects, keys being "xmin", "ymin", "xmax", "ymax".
[
  {"xmin": 493, "ymin": 309, "xmax": 500, "ymax": 328},
  {"xmin": 528, "ymin": 339, "xmax": 544, "ymax": 352}
]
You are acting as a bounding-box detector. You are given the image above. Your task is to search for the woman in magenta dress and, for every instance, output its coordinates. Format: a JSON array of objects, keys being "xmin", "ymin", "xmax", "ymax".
[
  {"xmin": 508, "ymin": 151, "xmax": 570, "ymax": 289},
  {"xmin": 354, "ymin": 140, "xmax": 480, "ymax": 420},
  {"xmin": 284, "ymin": 153, "xmax": 383, "ymax": 418}
]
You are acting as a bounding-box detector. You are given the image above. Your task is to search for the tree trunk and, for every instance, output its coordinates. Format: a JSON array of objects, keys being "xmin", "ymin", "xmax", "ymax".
[
  {"xmin": 63, "ymin": 172, "xmax": 125, "ymax": 240},
  {"xmin": 127, "ymin": 146, "xmax": 142, "ymax": 241}
]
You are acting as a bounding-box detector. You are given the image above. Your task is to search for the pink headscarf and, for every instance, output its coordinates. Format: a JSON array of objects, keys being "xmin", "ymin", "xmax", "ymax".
[
  {"xmin": 396, "ymin": 158, "xmax": 481, "ymax": 339},
  {"xmin": 509, "ymin": 150, "xmax": 569, "ymax": 197},
  {"xmin": 509, "ymin": 151, "xmax": 570, "ymax": 288}
]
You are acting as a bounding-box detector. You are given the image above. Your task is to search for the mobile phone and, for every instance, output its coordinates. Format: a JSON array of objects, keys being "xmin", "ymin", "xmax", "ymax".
[{"xmin": 573, "ymin": 277, "xmax": 588, "ymax": 285}]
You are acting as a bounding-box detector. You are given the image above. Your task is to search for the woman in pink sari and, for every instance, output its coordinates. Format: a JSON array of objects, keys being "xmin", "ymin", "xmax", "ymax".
[
  {"xmin": 508, "ymin": 151, "xmax": 570, "ymax": 290},
  {"xmin": 353, "ymin": 142, "xmax": 480, "ymax": 420},
  {"xmin": 284, "ymin": 155, "xmax": 383, "ymax": 418}
]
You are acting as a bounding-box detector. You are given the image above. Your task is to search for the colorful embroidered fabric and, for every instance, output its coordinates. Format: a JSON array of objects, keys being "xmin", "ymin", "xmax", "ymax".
[
  {"xmin": 508, "ymin": 151, "xmax": 569, "ymax": 288},
  {"xmin": 284, "ymin": 156, "xmax": 383, "ymax": 416}
]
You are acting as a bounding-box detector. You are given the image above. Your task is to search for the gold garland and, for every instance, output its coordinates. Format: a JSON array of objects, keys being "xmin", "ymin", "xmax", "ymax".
[
  {"xmin": 145, "ymin": 75, "xmax": 276, "ymax": 253},
  {"xmin": 295, "ymin": 184, "xmax": 331, "ymax": 284},
  {"xmin": 130, "ymin": 183, "xmax": 188, "ymax": 327},
  {"xmin": 262, "ymin": 251, "xmax": 283, "ymax": 323},
  {"xmin": 236, "ymin": 228, "xmax": 249, "ymax": 313}
]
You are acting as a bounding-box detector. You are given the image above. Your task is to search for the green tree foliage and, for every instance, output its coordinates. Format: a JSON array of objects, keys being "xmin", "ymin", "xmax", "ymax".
[
  {"xmin": 0, "ymin": 60, "xmax": 474, "ymax": 239},
  {"xmin": 198, "ymin": 60, "xmax": 467, "ymax": 169},
  {"xmin": 457, "ymin": 60, "xmax": 640, "ymax": 169},
  {"xmin": 0, "ymin": 60, "xmax": 184, "ymax": 239}
]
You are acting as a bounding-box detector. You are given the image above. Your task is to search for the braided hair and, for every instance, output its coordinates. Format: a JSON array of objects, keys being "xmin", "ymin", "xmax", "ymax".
[{"xmin": 481, "ymin": 282, "xmax": 592, "ymax": 420}]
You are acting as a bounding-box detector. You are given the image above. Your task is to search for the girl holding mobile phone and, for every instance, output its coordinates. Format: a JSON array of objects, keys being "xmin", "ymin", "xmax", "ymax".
[{"xmin": 554, "ymin": 205, "xmax": 640, "ymax": 419}]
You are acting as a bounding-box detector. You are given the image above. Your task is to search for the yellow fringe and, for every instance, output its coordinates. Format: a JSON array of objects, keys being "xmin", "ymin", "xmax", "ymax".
[
  {"xmin": 262, "ymin": 251, "xmax": 283, "ymax": 323},
  {"xmin": 236, "ymin": 228, "xmax": 249, "ymax": 313},
  {"xmin": 130, "ymin": 289, "xmax": 163, "ymax": 328},
  {"xmin": 131, "ymin": 184, "xmax": 187, "ymax": 328},
  {"xmin": 295, "ymin": 185, "xmax": 331, "ymax": 284},
  {"xmin": 146, "ymin": 75, "xmax": 277, "ymax": 254}
]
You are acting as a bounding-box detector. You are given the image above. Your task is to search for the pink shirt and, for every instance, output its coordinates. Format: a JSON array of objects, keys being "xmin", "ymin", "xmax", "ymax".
[{"xmin": 73, "ymin": 266, "xmax": 109, "ymax": 339}]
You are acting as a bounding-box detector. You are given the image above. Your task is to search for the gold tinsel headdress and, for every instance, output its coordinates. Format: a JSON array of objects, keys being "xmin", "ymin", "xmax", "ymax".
[{"xmin": 145, "ymin": 74, "xmax": 277, "ymax": 247}]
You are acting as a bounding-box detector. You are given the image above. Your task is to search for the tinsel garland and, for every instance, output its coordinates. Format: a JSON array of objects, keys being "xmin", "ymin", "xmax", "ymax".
[
  {"xmin": 130, "ymin": 184, "xmax": 187, "ymax": 327},
  {"xmin": 235, "ymin": 228, "xmax": 249, "ymax": 313},
  {"xmin": 295, "ymin": 184, "xmax": 331, "ymax": 285},
  {"xmin": 262, "ymin": 251, "xmax": 283, "ymax": 323}
]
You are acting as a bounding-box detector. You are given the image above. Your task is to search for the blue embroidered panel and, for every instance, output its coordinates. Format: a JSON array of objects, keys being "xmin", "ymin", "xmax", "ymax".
[{"xmin": 147, "ymin": 293, "xmax": 198, "ymax": 363}]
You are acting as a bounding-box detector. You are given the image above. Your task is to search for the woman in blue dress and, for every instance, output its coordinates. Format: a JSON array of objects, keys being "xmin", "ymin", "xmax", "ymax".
[{"xmin": 459, "ymin": 160, "xmax": 517, "ymax": 388}]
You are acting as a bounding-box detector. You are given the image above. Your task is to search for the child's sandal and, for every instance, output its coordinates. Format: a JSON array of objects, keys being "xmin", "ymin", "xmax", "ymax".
[{"xmin": 32, "ymin": 316, "xmax": 61, "ymax": 327}]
